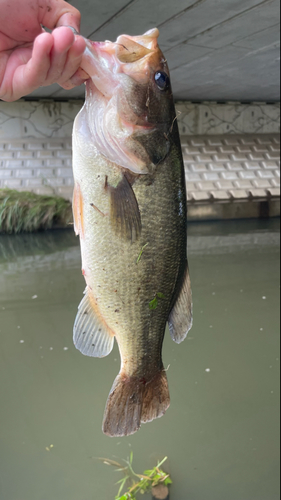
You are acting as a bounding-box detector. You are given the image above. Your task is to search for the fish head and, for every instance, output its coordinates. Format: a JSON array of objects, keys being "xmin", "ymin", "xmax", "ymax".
[{"xmin": 80, "ymin": 29, "xmax": 176, "ymax": 174}]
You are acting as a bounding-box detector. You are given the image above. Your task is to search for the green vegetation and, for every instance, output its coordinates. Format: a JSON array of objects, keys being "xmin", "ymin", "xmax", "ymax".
[
  {"xmin": 0, "ymin": 189, "xmax": 72, "ymax": 234},
  {"xmin": 136, "ymin": 243, "xmax": 149, "ymax": 264},
  {"xmin": 101, "ymin": 453, "xmax": 171, "ymax": 499},
  {"xmin": 149, "ymin": 293, "xmax": 165, "ymax": 310}
]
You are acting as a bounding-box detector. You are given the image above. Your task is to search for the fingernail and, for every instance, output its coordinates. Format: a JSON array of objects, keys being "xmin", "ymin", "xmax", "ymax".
[{"xmin": 65, "ymin": 26, "xmax": 80, "ymax": 36}]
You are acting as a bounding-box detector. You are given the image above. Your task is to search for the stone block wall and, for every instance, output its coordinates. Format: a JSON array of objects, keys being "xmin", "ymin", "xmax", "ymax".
[
  {"xmin": 0, "ymin": 100, "xmax": 280, "ymax": 201},
  {"xmin": 0, "ymin": 138, "xmax": 73, "ymax": 199},
  {"xmin": 0, "ymin": 101, "xmax": 80, "ymax": 199}
]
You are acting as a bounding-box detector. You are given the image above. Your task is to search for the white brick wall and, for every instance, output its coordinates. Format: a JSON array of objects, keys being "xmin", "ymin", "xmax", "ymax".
[
  {"xmin": 0, "ymin": 138, "xmax": 74, "ymax": 199},
  {"xmin": 182, "ymin": 134, "xmax": 280, "ymax": 203},
  {"xmin": 0, "ymin": 100, "xmax": 280, "ymax": 204},
  {"xmin": 0, "ymin": 134, "xmax": 279, "ymax": 203}
]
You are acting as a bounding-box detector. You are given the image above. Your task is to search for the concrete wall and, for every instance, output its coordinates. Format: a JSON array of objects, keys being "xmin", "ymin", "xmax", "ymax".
[
  {"xmin": 27, "ymin": 0, "xmax": 281, "ymax": 102},
  {"xmin": 1, "ymin": 100, "xmax": 279, "ymax": 139},
  {"xmin": 0, "ymin": 100, "xmax": 280, "ymax": 200},
  {"xmin": 0, "ymin": 101, "xmax": 77, "ymax": 199}
]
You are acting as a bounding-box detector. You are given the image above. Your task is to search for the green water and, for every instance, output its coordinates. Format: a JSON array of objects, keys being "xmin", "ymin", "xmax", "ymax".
[{"xmin": 0, "ymin": 220, "xmax": 280, "ymax": 500}]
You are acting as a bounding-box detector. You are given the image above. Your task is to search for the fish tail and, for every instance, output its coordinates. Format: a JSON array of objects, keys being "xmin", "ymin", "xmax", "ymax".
[
  {"xmin": 141, "ymin": 370, "xmax": 170, "ymax": 425},
  {"xmin": 102, "ymin": 370, "xmax": 170, "ymax": 437}
]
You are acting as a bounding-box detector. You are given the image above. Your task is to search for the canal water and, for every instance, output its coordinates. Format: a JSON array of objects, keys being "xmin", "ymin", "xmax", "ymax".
[{"xmin": 0, "ymin": 219, "xmax": 280, "ymax": 500}]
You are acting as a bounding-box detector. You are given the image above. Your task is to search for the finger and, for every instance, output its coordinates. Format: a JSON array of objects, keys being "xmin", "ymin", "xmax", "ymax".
[
  {"xmin": 56, "ymin": 36, "xmax": 87, "ymax": 86},
  {"xmin": 45, "ymin": 27, "xmax": 75, "ymax": 84},
  {"xmin": 40, "ymin": 0, "xmax": 81, "ymax": 33},
  {"xmin": 59, "ymin": 68, "xmax": 89, "ymax": 90},
  {"xmin": 3, "ymin": 33, "xmax": 54, "ymax": 101}
]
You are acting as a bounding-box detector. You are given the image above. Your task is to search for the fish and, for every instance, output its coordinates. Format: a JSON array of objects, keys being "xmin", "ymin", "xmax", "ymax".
[{"xmin": 72, "ymin": 28, "xmax": 193, "ymax": 437}]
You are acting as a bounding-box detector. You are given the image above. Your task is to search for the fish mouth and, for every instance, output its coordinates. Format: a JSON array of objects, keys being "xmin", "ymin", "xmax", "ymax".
[
  {"xmin": 80, "ymin": 28, "xmax": 161, "ymax": 95},
  {"xmin": 115, "ymin": 37, "xmax": 153, "ymax": 64},
  {"xmin": 115, "ymin": 28, "xmax": 159, "ymax": 63},
  {"xmin": 77, "ymin": 29, "xmax": 167, "ymax": 175}
]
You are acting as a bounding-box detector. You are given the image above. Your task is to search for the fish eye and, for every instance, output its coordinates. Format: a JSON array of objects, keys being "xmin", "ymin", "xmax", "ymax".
[{"xmin": 155, "ymin": 71, "xmax": 170, "ymax": 91}]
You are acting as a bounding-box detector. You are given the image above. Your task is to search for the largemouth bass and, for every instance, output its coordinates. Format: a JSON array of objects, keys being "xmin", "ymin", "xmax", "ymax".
[{"xmin": 72, "ymin": 28, "xmax": 193, "ymax": 437}]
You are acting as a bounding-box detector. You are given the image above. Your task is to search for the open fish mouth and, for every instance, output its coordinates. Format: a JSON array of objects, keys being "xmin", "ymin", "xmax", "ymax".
[
  {"xmin": 80, "ymin": 28, "xmax": 162, "ymax": 95},
  {"xmin": 115, "ymin": 28, "xmax": 159, "ymax": 62},
  {"xmin": 73, "ymin": 28, "xmax": 174, "ymax": 174}
]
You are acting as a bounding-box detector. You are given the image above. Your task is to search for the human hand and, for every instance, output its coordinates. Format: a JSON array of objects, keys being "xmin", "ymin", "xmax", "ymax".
[{"xmin": 0, "ymin": 0, "xmax": 89, "ymax": 102}]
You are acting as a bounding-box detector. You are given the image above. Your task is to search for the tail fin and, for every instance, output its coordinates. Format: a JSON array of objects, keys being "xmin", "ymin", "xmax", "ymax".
[{"xmin": 102, "ymin": 370, "xmax": 170, "ymax": 437}]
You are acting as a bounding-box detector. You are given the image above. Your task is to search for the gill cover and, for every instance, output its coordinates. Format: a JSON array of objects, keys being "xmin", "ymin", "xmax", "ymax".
[{"xmin": 77, "ymin": 29, "xmax": 175, "ymax": 175}]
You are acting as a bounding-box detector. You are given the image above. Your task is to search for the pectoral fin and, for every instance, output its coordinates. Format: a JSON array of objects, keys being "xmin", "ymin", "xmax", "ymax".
[
  {"xmin": 73, "ymin": 288, "xmax": 115, "ymax": 357},
  {"xmin": 168, "ymin": 265, "xmax": 193, "ymax": 344},
  {"xmin": 73, "ymin": 182, "xmax": 84, "ymax": 238},
  {"xmin": 107, "ymin": 174, "xmax": 141, "ymax": 243}
]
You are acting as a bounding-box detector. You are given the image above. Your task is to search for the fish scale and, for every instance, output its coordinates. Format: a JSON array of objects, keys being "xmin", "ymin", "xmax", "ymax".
[
  {"xmin": 80, "ymin": 160, "xmax": 181, "ymax": 372},
  {"xmin": 72, "ymin": 28, "xmax": 192, "ymax": 437}
]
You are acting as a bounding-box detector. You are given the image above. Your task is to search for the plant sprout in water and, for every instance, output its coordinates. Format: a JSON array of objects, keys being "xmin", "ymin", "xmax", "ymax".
[{"xmin": 100, "ymin": 453, "xmax": 172, "ymax": 499}]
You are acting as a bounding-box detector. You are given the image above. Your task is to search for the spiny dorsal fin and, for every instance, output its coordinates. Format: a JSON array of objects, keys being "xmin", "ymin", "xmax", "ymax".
[
  {"xmin": 107, "ymin": 174, "xmax": 141, "ymax": 243},
  {"xmin": 73, "ymin": 288, "xmax": 115, "ymax": 357},
  {"xmin": 168, "ymin": 265, "xmax": 193, "ymax": 344}
]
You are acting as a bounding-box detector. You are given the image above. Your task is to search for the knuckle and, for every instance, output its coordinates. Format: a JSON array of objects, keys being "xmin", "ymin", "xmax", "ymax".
[{"xmin": 73, "ymin": 8, "xmax": 81, "ymax": 22}]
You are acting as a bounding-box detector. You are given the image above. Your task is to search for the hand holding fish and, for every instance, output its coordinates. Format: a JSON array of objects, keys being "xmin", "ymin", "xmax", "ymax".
[{"xmin": 0, "ymin": 0, "xmax": 89, "ymax": 102}]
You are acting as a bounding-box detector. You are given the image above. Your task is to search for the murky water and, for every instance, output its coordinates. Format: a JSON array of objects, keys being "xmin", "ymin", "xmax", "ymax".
[{"xmin": 0, "ymin": 219, "xmax": 280, "ymax": 500}]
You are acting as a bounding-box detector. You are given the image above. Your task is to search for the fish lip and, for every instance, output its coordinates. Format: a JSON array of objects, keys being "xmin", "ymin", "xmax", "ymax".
[
  {"xmin": 83, "ymin": 41, "xmax": 159, "ymax": 89},
  {"xmin": 116, "ymin": 28, "xmax": 160, "ymax": 48},
  {"xmin": 82, "ymin": 29, "xmax": 160, "ymax": 69}
]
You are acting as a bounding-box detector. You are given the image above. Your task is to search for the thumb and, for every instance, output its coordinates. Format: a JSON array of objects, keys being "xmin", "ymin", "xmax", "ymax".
[{"xmin": 40, "ymin": 0, "xmax": 81, "ymax": 32}]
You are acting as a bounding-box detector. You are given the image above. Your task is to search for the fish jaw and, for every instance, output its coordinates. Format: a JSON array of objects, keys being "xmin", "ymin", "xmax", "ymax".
[
  {"xmin": 81, "ymin": 41, "xmax": 119, "ymax": 98},
  {"xmin": 77, "ymin": 29, "xmax": 174, "ymax": 175},
  {"xmin": 81, "ymin": 28, "xmax": 161, "ymax": 91},
  {"xmin": 83, "ymin": 80, "xmax": 151, "ymax": 175}
]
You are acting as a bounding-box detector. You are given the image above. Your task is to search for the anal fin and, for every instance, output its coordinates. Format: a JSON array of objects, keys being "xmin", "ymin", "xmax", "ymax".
[
  {"xmin": 73, "ymin": 288, "xmax": 115, "ymax": 357},
  {"xmin": 168, "ymin": 264, "xmax": 193, "ymax": 344},
  {"xmin": 107, "ymin": 174, "xmax": 141, "ymax": 243}
]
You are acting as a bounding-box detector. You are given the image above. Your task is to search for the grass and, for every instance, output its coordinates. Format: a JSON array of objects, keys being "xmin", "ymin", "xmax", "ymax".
[
  {"xmin": 100, "ymin": 453, "xmax": 172, "ymax": 499},
  {"xmin": 0, "ymin": 189, "xmax": 73, "ymax": 234}
]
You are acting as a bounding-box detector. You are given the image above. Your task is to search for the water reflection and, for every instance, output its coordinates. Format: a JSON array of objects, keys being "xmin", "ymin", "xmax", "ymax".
[
  {"xmin": 0, "ymin": 229, "xmax": 77, "ymax": 262},
  {"xmin": 0, "ymin": 220, "xmax": 280, "ymax": 500}
]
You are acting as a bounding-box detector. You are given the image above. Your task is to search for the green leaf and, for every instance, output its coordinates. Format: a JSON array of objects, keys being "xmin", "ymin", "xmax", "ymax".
[
  {"xmin": 156, "ymin": 457, "xmax": 168, "ymax": 468},
  {"xmin": 136, "ymin": 243, "xmax": 149, "ymax": 264},
  {"xmin": 164, "ymin": 477, "xmax": 173, "ymax": 486},
  {"xmin": 149, "ymin": 298, "xmax": 158, "ymax": 310},
  {"xmin": 104, "ymin": 454, "xmax": 171, "ymax": 500},
  {"xmin": 116, "ymin": 476, "xmax": 129, "ymax": 485},
  {"xmin": 157, "ymin": 292, "xmax": 165, "ymax": 299},
  {"xmin": 116, "ymin": 476, "xmax": 129, "ymax": 497},
  {"xmin": 143, "ymin": 469, "xmax": 154, "ymax": 477}
]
